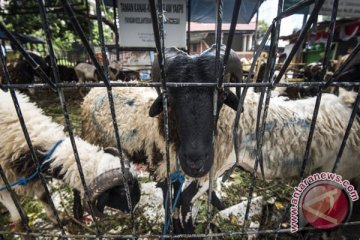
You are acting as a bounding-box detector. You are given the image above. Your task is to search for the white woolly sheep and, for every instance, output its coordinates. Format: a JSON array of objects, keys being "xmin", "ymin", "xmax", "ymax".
[
  {"xmin": 0, "ymin": 90, "xmax": 140, "ymax": 231},
  {"xmin": 229, "ymin": 88, "xmax": 360, "ymax": 183},
  {"xmin": 74, "ymin": 63, "xmax": 99, "ymax": 84},
  {"xmin": 108, "ymin": 60, "xmax": 123, "ymax": 81}
]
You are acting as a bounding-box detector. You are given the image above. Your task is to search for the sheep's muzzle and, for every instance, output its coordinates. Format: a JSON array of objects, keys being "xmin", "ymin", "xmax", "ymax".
[{"xmin": 86, "ymin": 168, "xmax": 140, "ymax": 217}]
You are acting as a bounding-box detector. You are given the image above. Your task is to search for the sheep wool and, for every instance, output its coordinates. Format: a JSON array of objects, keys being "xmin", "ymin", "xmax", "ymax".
[
  {"xmin": 229, "ymin": 88, "xmax": 360, "ymax": 182},
  {"xmin": 0, "ymin": 90, "xmax": 138, "ymax": 226},
  {"xmin": 81, "ymin": 87, "xmax": 235, "ymax": 183}
]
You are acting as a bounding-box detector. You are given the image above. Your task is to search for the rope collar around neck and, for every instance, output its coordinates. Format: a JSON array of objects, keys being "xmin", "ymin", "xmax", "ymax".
[{"xmin": 0, "ymin": 139, "xmax": 64, "ymax": 191}]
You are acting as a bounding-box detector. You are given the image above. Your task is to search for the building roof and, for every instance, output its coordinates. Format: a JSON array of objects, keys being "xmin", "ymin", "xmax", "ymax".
[{"xmin": 189, "ymin": 21, "xmax": 257, "ymax": 32}]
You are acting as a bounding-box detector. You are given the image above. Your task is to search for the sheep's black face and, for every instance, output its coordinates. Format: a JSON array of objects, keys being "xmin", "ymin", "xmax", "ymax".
[
  {"xmin": 170, "ymin": 85, "xmax": 215, "ymax": 177},
  {"xmin": 149, "ymin": 46, "xmax": 241, "ymax": 178},
  {"xmin": 168, "ymin": 54, "xmax": 218, "ymax": 177},
  {"xmin": 94, "ymin": 176, "xmax": 141, "ymax": 214}
]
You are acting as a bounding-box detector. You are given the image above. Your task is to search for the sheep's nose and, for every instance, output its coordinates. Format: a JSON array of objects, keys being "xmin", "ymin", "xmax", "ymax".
[
  {"xmin": 179, "ymin": 149, "xmax": 213, "ymax": 177},
  {"xmin": 181, "ymin": 146, "xmax": 210, "ymax": 162}
]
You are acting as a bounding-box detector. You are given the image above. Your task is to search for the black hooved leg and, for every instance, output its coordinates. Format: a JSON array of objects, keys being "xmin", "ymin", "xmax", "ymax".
[
  {"xmin": 73, "ymin": 189, "xmax": 83, "ymax": 221},
  {"xmin": 210, "ymin": 191, "xmax": 226, "ymax": 211},
  {"xmin": 180, "ymin": 181, "xmax": 199, "ymax": 235}
]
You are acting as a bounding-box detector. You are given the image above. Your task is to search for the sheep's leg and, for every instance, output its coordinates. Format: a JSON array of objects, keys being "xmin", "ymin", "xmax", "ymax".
[
  {"xmin": 180, "ymin": 181, "xmax": 198, "ymax": 235},
  {"xmin": 35, "ymin": 190, "xmax": 66, "ymax": 226},
  {"xmin": 156, "ymin": 180, "xmax": 183, "ymax": 234},
  {"xmin": 72, "ymin": 189, "xmax": 83, "ymax": 221},
  {"xmin": 171, "ymin": 181, "xmax": 183, "ymax": 234},
  {"xmin": 209, "ymin": 191, "xmax": 226, "ymax": 210},
  {"xmin": 0, "ymin": 191, "xmax": 27, "ymax": 231}
]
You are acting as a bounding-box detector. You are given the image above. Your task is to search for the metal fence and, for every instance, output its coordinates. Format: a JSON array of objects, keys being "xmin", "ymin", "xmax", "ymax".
[{"xmin": 0, "ymin": 0, "xmax": 359, "ymax": 239}]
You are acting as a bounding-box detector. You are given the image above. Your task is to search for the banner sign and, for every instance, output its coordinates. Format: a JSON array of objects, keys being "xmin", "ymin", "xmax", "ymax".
[
  {"xmin": 284, "ymin": 0, "xmax": 360, "ymax": 17},
  {"xmin": 117, "ymin": 0, "xmax": 186, "ymax": 48},
  {"xmin": 319, "ymin": 0, "xmax": 360, "ymax": 17}
]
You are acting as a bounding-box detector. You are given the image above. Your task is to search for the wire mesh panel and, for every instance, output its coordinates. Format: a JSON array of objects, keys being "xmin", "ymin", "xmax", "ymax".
[{"xmin": 0, "ymin": 0, "xmax": 359, "ymax": 239}]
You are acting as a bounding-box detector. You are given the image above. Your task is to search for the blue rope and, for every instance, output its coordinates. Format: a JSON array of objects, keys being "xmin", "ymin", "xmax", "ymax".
[
  {"xmin": 162, "ymin": 163, "xmax": 185, "ymax": 235},
  {"xmin": 0, "ymin": 140, "xmax": 64, "ymax": 191}
]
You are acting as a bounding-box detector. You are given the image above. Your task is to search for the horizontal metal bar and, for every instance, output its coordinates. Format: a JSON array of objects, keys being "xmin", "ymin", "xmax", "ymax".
[
  {"xmin": 1, "ymin": 81, "xmax": 359, "ymax": 89},
  {"xmin": 2, "ymin": 220, "xmax": 360, "ymax": 239}
]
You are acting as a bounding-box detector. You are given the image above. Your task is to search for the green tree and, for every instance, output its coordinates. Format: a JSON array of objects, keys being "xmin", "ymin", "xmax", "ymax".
[
  {"xmin": 256, "ymin": 19, "xmax": 270, "ymax": 44},
  {"xmin": 1, "ymin": 0, "xmax": 113, "ymax": 55}
]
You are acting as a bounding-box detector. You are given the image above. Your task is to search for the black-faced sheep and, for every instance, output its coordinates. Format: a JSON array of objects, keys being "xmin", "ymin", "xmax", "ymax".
[
  {"xmin": 0, "ymin": 90, "xmax": 140, "ymax": 231},
  {"xmin": 81, "ymin": 86, "xmax": 236, "ymax": 234},
  {"xmin": 150, "ymin": 45, "xmax": 242, "ymax": 178},
  {"xmin": 81, "ymin": 44, "xmax": 243, "ymax": 234}
]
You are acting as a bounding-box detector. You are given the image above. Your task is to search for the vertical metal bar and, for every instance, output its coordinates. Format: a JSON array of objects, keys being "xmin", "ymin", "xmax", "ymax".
[
  {"xmin": 37, "ymin": 0, "xmax": 103, "ymax": 235},
  {"xmin": 62, "ymin": 2, "xmax": 137, "ymax": 238},
  {"xmin": 159, "ymin": 0, "xmax": 173, "ymax": 235},
  {"xmin": 149, "ymin": 0, "xmax": 167, "ymax": 90},
  {"xmin": 96, "ymin": 0, "xmax": 137, "ymax": 233},
  {"xmin": 219, "ymin": 0, "xmax": 242, "ymax": 87},
  {"xmin": 299, "ymin": 0, "xmax": 335, "ymax": 180},
  {"xmin": 256, "ymin": 0, "xmax": 283, "ymax": 179},
  {"xmin": 0, "ymin": 165, "xmax": 31, "ymax": 236},
  {"xmin": 246, "ymin": 2, "xmax": 284, "ymax": 237},
  {"xmin": 222, "ymin": 22, "xmax": 275, "ymax": 183},
  {"xmin": 61, "ymin": 0, "xmax": 109, "ymax": 87},
  {"xmin": 253, "ymin": 1, "xmax": 260, "ymax": 52},
  {"xmin": 332, "ymin": 88, "xmax": 360, "ymax": 173},
  {"xmin": 276, "ymin": 1, "xmax": 337, "ymax": 239},
  {"xmin": 95, "ymin": 0, "xmax": 110, "ymax": 81},
  {"xmin": 149, "ymin": 0, "xmax": 172, "ymax": 236},
  {"xmin": 242, "ymin": 2, "xmax": 285, "ymax": 238},
  {"xmin": 113, "ymin": 0, "xmax": 120, "ymax": 60},
  {"xmin": 207, "ymin": 0, "xmax": 223, "ymax": 235},
  {"xmin": 85, "ymin": 0, "xmax": 92, "ymax": 45},
  {"xmin": 187, "ymin": 0, "xmax": 191, "ymax": 54},
  {"xmin": 273, "ymin": 0, "xmax": 325, "ymax": 85}
]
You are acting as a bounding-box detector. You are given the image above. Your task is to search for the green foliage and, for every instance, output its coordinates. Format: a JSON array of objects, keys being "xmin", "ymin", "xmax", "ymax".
[
  {"xmin": 257, "ymin": 20, "xmax": 270, "ymax": 40},
  {"xmin": 0, "ymin": 0, "xmax": 113, "ymax": 55}
]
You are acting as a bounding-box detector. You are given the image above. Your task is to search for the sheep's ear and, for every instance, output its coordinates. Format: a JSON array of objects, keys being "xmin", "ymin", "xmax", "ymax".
[
  {"xmin": 149, "ymin": 96, "xmax": 163, "ymax": 117},
  {"xmin": 224, "ymin": 91, "xmax": 241, "ymax": 112}
]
